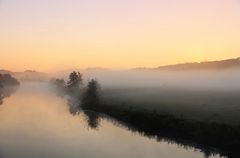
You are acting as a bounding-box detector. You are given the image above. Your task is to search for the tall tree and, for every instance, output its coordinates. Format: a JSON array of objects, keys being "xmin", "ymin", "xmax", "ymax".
[
  {"xmin": 82, "ymin": 79, "xmax": 100, "ymax": 108},
  {"xmin": 67, "ymin": 71, "xmax": 83, "ymax": 90}
]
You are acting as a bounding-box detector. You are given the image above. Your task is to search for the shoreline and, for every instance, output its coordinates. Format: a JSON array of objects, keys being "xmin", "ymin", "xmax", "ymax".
[{"xmin": 82, "ymin": 103, "xmax": 240, "ymax": 158}]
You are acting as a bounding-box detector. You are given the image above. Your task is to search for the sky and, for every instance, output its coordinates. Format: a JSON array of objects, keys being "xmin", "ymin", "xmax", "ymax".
[{"xmin": 1, "ymin": 0, "xmax": 240, "ymax": 72}]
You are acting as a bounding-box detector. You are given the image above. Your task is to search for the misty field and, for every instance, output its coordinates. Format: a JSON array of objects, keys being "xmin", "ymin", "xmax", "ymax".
[{"xmin": 101, "ymin": 87, "xmax": 240, "ymax": 125}]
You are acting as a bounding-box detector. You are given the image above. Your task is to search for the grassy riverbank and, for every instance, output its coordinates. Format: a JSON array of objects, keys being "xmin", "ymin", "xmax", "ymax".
[
  {"xmin": 102, "ymin": 87, "xmax": 240, "ymax": 125},
  {"xmin": 82, "ymin": 101, "xmax": 240, "ymax": 158}
]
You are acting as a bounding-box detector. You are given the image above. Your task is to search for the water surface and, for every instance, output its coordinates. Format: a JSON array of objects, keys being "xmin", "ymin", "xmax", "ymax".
[{"xmin": 0, "ymin": 83, "xmax": 222, "ymax": 158}]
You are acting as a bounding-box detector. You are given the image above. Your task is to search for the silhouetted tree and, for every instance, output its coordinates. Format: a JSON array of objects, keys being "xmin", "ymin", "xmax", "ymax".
[
  {"xmin": 82, "ymin": 79, "xmax": 100, "ymax": 108},
  {"xmin": 67, "ymin": 71, "xmax": 82, "ymax": 91}
]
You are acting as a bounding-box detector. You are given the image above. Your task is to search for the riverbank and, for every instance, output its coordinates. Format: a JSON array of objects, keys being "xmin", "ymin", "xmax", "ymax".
[
  {"xmin": 82, "ymin": 102, "xmax": 240, "ymax": 158},
  {"xmin": 101, "ymin": 88, "xmax": 240, "ymax": 125}
]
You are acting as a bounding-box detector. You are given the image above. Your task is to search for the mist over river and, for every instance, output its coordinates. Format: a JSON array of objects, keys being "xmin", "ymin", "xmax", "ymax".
[{"xmin": 0, "ymin": 83, "xmax": 223, "ymax": 158}]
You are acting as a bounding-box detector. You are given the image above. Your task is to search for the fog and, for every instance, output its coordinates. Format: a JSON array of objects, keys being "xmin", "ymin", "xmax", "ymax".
[
  {"xmin": 0, "ymin": 70, "xmax": 238, "ymax": 157},
  {"xmin": 54, "ymin": 69, "xmax": 240, "ymax": 91},
  {"xmin": 0, "ymin": 82, "xmax": 222, "ymax": 158}
]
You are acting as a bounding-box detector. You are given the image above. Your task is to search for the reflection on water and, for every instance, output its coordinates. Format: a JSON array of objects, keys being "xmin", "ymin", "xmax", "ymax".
[
  {"xmin": 83, "ymin": 111, "xmax": 100, "ymax": 130},
  {"xmin": 67, "ymin": 98, "xmax": 100, "ymax": 130},
  {"xmin": 0, "ymin": 86, "xmax": 17, "ymax": 105},
  {"xmin": 0, "ymin": 83, "xmax": 223, "ymax": 158},
  {"xmin": 68, "ymin": 98, "xmax": 224, "ymax": 158}
]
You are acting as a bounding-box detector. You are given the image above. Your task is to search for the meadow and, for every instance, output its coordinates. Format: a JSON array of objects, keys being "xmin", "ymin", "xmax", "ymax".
[{"xmin": 101, "ymin": 87, "xmax": 240, "ymax": 125}]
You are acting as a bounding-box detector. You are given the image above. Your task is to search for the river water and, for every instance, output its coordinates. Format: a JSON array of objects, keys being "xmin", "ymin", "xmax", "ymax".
[{"xmin": 0, "ymin": 83, "xmax": 222, "ymax": 158}]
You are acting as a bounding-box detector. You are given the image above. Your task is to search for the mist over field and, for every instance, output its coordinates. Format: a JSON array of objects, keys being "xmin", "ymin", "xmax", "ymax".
[
  {"xmin": 1, "ymin": 0, "xmax": 240, "ymax": 157},
  {"xmin": 54, "ymin": 69, "xmax": 240, "ymax": 91},
  {"xmin": 51, "ymin": 68, "xmax": 240, "ymax": 126}
]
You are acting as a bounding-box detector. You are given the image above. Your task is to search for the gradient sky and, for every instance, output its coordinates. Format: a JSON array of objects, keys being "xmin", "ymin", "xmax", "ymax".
[{"xmin": 1, "ymin": 0, "xmax": 240, "ymax": 72}]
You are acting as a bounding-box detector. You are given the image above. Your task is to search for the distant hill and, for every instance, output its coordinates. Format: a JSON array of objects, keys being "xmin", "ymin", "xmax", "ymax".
[
  {"xmin": 0, "ymin": 70, "xmax": 49, "ymax": 82},
  {"xmin": 135, "ymin": 57, "xmax": 240, "ymax": 71}
]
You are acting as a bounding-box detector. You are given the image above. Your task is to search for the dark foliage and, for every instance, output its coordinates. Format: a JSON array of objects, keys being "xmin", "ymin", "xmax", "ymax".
[
  {"xmin": 82, "ymin": 79, "xmax": 100, "ymax": 108},
  {"xmin": 50, "ymin": 71, "xmax": 83, "ymax": 96},
  {"xmin": 82, "ymin": 102, "xmax": 240, "ymax": 158},
  {"xmin": 0, "ymin": 74, "xmax": 19, "ymax": 105},
  {"xmin": 0, "ymin": 86, "xmax": 18, "ymax": 105},
  {"xmin": 0, "ymin": 74, "xmax": 20, "ymax": 87},
  {"xmin": 67, "ymin": 71, "xmax": 83, "ymax": 90},
  {"xmin": 64, "ymin": 73, "xmax": 240, "ymax": 157},
  {"xmin": 83, "ymin": 110, "xmax": 100, "ymax": 129}
]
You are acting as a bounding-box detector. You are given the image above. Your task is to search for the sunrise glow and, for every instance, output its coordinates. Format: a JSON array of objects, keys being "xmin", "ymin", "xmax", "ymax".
[{"xmin": 1, "ymin": 0, "xmax": 240, "ymax": 72}]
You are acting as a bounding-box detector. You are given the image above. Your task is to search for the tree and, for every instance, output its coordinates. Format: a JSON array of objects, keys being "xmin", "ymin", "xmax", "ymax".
[
  {"xmin": 82, "ymin": 79, "xmax": 100, "ymax": 108},
  {"xmin": 67, "ymin": 71, "xmax": 83, "ymax": 90}
]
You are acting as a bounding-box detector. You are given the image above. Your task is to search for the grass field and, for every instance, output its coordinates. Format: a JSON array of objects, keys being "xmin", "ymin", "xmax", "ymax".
[
  {"xmin": 101, "ymin": 87, "xmax": 240, "ymax": 125},
  {"xmin": 82, "ymin": 87, "xmax": 240, "ymax": 158}
]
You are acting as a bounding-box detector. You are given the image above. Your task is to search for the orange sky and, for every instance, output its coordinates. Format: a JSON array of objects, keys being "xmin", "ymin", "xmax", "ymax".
[{"xmin": 1, "ymin": 0, "xmax": 240, "ymax": 72}]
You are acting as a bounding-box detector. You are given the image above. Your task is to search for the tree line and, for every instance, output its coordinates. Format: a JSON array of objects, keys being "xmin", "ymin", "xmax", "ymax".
[
  {"xmin": 51, "ymin": 71, "xmax": 240, "ymax": 157},
  {"xmin": 0, "ymin": 74, "xmax": 20, "ymax": 88},
  {"xmin": 51, "ymin": 71, "xmax": 100, "ymax": 108},
  {"xmin": 0, "ymin": 74, "xmax": 19, "ymax": 105}
]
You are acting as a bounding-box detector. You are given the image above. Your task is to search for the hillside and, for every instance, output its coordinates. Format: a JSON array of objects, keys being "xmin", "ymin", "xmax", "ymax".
[{"xmin": 136, "ymin": 57, "xmax": 240, "ymax": 71}]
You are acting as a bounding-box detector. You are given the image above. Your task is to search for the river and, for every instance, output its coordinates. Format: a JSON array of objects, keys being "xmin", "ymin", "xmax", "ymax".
[{"xmin": 0, "ymin": 83, "xmax": 223, "ymax": 158}]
